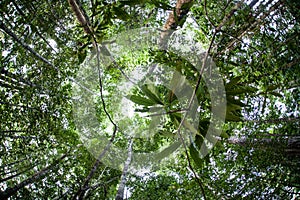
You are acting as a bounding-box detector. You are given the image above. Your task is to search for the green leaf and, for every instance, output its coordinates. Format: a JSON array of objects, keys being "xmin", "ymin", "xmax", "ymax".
[
  {"xmin": 225, "ymin": 76, "xmax": 243, "ymax": 89},
  {"xmin": 268, "ymin": 27, "xmax": 276, "ymax": 32},
  {"xmin": 159, "ymin": 130, "xmax": 175, "ymax": 138},
  {"xmin": 140, "ymin": 84, "xmax": 163, "ymax": 105},
  {"xmin": 198, "ymin": 119, "xmax": 209, "ymax": 135},
  {"xmin": 196, "ymin": 83, "xmax": 206, "ymax": 101},
  {"xmin": 154, "ymin": 141, "xmax": 181, "ymax": 161},
  {"xmin": 151, "ymin": 0, "xmax": 172, "ymax": 10},
  {"xmin": 194, "ymin": 134, "xmax": 204, "ymax": 150},
  {"xmin": 77, "ymin": 49, "xmax": 87, "ymax": 64},
  {"xmin": 189, "ymin": 144, "xmax": 203, "ymax": 168},
  {"xmin": 225, "ymin": 112, "xmax": 243, "ymax": 122},
  {"xmin": 227, "ymin": 60, "xmax": 240, "ymax": 66},
  {"xmin": 170, "ymin": 112, "xmax": 182, "ymax": 122},
  {"xmin": 113, "ymin": 6, "xmax": 130, "ymax": 21},
  {"xmin": 149, "ymin": 106, "xmax": 165, "ymax": 113},
  {"xmin": 127, "ymin": 95, "xmax": 156, "ymax": 106},
  {"xmin": 226, "ymin": 102, "xmax": 242, "ymax": 113},
  {"xmin": 100, "ymin": 45, "xmax": 111, "ymax": 56},
  {"xmin": 266, "ymin": 84, "xmax": 279, "ymax": 91},
  {"xmin": 134, "ymin": 107, "xmax": 150, "ymax": 112},
  {"xmin": 215, "ymin": 141, "xmax": 225, "ymax": 152},
  {"xmin": 220, "ymin": 131, "xmax": 229, "ymax": 139},
  {"xmin": 226, "ymin": 86, "xmax": 257, "ymax": 95},
  {"xmin": 183, "ymin": 119, "xmax": 200, "ymax": 136},
  {"xmin": 120, "ymin": 0, "xmax": 146, "ymax": 6},
  {"xmin": 269, "ymin": 91, "xmax": 283, "ymax": 98},
  {"xmin": 227, "ymin": 96, "xmax": 246, "ymax": 107}
]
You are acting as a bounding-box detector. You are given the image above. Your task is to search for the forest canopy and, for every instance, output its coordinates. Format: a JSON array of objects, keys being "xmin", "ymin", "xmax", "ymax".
[{"xmin": 0, "ymin": 0, "xmax": 299, "ymax": 199}]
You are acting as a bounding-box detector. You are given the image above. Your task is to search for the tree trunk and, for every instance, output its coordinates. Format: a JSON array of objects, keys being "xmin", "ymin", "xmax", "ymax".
[
  {"xmin": 0, "ymin": 153, "xmax": 68, "ymax": 199},
  {"xmin": 228, "ymin": 136, "xmax": 300, "ymax": 154},
  {"xmin": 115, "ymin": 139, "xmax": 133, "ymax": 200}
]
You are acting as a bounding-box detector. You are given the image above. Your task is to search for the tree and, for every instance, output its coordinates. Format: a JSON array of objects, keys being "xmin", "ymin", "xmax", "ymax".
[{"xmin": 0, "ymin": 0, "xmax": 299, "ymax": 199}]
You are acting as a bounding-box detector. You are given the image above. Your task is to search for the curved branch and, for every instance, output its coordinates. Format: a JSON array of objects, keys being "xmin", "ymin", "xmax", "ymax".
[
  {"xmin": 68, "ymin": 1, "xmax": 118, "ymax": 199},
  {"xmin": 175, "ymin": 31, "xmax": 218, "ymax": 200},
  {"xmin": 204, "ymin": 0, "xmax": 216, "ymax": 28}
]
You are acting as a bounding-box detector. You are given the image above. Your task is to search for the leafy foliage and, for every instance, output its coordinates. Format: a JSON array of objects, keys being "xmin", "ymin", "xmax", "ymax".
[{"xmin": 0, "ymin": 0, "xmax": 299, "ymax": 199}]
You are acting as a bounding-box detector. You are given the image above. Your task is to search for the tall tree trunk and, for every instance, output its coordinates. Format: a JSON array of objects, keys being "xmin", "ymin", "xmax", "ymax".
[
  {"xmin": 0, "ymin": 153, "xmax": 68, "ymax": 199},
  {"xmin": 228, "ymin": 135, "xmax": 300, "ymax": 159},
  {"xmin": 115, "ymin": 139, "xmax": 133, "ymax": 200}
]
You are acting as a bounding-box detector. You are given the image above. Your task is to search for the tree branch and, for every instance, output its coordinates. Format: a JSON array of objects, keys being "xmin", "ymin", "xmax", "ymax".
[
  {"xmin": 216, "ymin": 0, "xmax": 282, "ymax": 56},
  {"xmin": 215, "ymin": 0, "xmax": 244, "ymax": 32},
  {"xmin": 68, "ymin": 0, "xmax": 93, "ymax": 34},
  {"xmin": 160, "ymin": 0, "xmax": 194, "ymax": 45},
  {"xmin": 0, "ymin": 21, "xmax": 59, "ymax": 71}
]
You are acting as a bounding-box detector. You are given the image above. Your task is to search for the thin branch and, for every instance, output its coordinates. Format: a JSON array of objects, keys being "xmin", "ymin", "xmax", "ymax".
[
  {"xmin": 246, "ymin": 52, "xmax": 300, "ymax": 83},
  {"xmin": 272, "ymin": 33, "xmax": 299, "ymax": 55},
  {"xmin": 0, "ymin": 164, "xmax": 36, "ymax": 183},
  {"xmin": 102, "ymin": 46, "xmax": 137, "ymax": 85},
  {"xmin": 204, "ymin": 0, "xmax": 216, "ymax": 28},
  {"xmin": 160, "ymin": 0, "xmax": 194, "ymax": 44},
  {"xmin": 280, "ymin": 187, "xmax": 300, "ymax": 195},
  {"xmin": 176, "ymin": 31, "xmax": 217, "ymax": 200},
  {"xmin": 68, "ymin": 1, "xmax": 118, "ymax": 199},
  {"xmin": 162, "ymin": 3, "xmax": 238, "ymax": 197},
  {"xmin": 45, "ymin": 0, "xmax": 68, "ymax": 33},
  {"xmin": 68, "ymin": 0, "xmax": 93, "ymax": 35},
  {"xmin": 219, "ymin": 29, "xmax": 261, "ymax": 53},
  {"xmin": 73, "ymin": 130, "xmax": 117, "ymax": 199},
  {"xmin": 216, "ymin": 0, "xmax": 282, "ymax": 56},
  {"xmin": 281, "ymin": 58, "xmax": 300, "ymax": 70},
  {"xmin": 0, "ymin": 159, "xmax": 26, "ymax": 169},
  {"xmin": 222, "ymin": 0, "xmax": 233, "ymax": 13},
  {"xmin": 215, "ymin": 0, "xmax": 244, "ymax": 32},
  {"xmin": 0, "ymin": 101, "xmax": 39, "ymax": 111},
  {"xmin": 1, "ymin": 134, "xmax": 37, "ymax": 140},
  {"xmin": 88, "ymin": 176, "xmax": 119, "ymax": 191},
  {"xmin": 0, "ymin": 68, "xmax": 37, "ymax": 88},
  {"xmin": 11, "ymin": 0, "xmax": 58, "ymax": 54},
  {"xmin": 83, "ymin": 176, "xmax": 120, "ymax": 199},
  {"xmin": 0, "ymin": 21, "xmax": 59, "ymax": 72},
  {"xmin": 174, "ymin": 2, "xmax": 248, "ymax": 192}
]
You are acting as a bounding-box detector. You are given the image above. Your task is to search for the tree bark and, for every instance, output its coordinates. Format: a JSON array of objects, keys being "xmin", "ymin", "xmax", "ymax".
[
  {"xmin": 160, "ymin": 0, "xmax": 194, "ymax": 46},
  {"xmin": 68, "ymin": 0, "xmax": 92, "ymax": 34}
]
